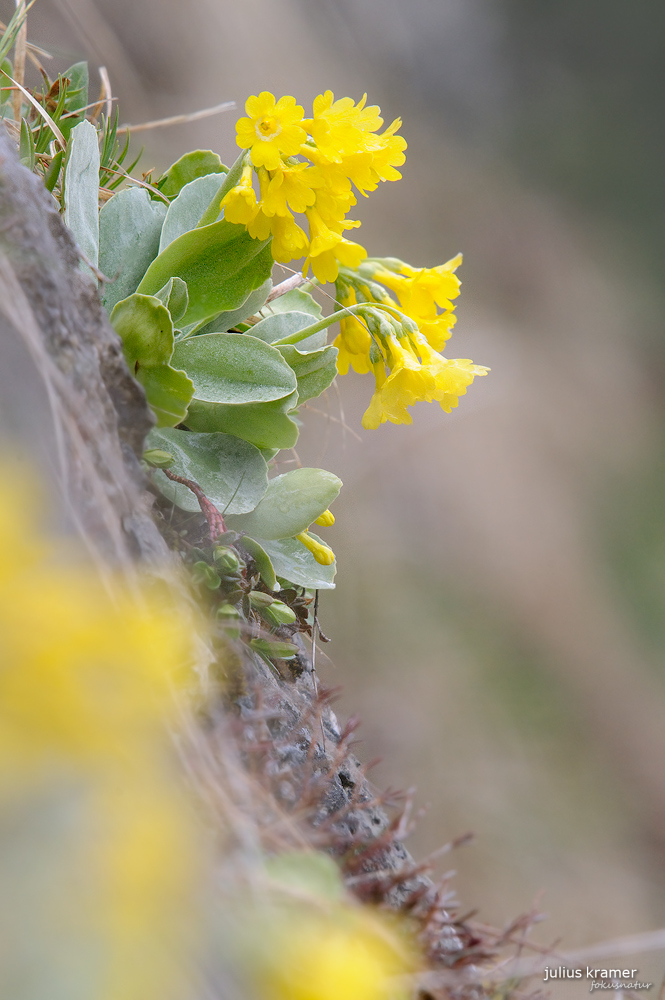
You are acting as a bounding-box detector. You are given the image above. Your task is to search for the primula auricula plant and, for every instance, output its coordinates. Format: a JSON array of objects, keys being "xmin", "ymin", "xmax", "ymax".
[{"xmin": 1, "ymin": 8, "xmax": 487, "ymax": 641}]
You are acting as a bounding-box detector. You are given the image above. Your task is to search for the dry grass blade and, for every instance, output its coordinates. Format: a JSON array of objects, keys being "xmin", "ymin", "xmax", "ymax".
[
  {"xmin": 116, "ymin": 100, "xmax": 235, "ymax": 135},
  {"xmin": 11, "ymin": 1, "xmax": 27, "ymax": 123}
]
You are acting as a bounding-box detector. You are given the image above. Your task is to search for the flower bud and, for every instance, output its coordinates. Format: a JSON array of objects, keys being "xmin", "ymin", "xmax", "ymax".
[
  {"xmin": 295, "ymin": 531, "xmax": 335, "ymax": 566},
  {"xmin": 249, "ymin": 591, "xmax": 275, "ymax": 609},
  {"xmin": 142, "ymin": 449, "xmax": 174, "ymax": 468},
  {"xmin": 250, "ymin": 638, "xmax": 299, "ymax": 660},
  {"xmin": 191, "ymin": 560, "xmax": 221, "ymax": 590},
  {"xmin": 261, "ymin": 600, "xmax": 297, "ymax": 627},
  {"xmin": 314, "ymin": 509, "xmax": 335, "ymax": 527},
  {"xmin": 213, "ymin": 545, "xmax": 241, "ymax": 574}
]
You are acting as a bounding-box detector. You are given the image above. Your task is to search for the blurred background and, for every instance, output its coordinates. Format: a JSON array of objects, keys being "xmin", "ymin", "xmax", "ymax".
[{"xmin": 9, "ymin": 0, "xmax": 665, "ymax": 980}]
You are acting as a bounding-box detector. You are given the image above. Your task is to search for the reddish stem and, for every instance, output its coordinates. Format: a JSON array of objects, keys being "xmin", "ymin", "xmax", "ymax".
[{"xmin": 163, "ymin": 469, "xmax": 226, "ymax": 542}]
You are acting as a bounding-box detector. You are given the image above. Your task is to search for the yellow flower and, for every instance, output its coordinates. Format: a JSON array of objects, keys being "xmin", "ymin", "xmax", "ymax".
[
  {"xmin": 315, "ymin": 509, "xmax": 335, "ymax": 526},
  {"xmin": 373, "ymin": 253, "xmax": 462, "ymax": 318},
  {"xmin": 333, "ymin": 287, "xmax": 372, "ymax": 375},
  {"xmin": 0, "ymin": 477, "xmax": 200, "ymax": 1000},
  {"xmin": 415, "ymin": 335, "xmax": 489, "ymax": 412},
  {"xmin": 221, "ymin": 162, "xmax": 259, "ymax": 227},
  {"xmin": 304, "ymin": 208, "xmax": 367, "ymax": 281},
  {"xmin": 261, "ymin": 162, "xmax": 319, "ymax": 217},
  {"xmin": 259, "ymin": 908, "xmax": 415, "ymax": 1000},
  {"xmin": 269, "ymin": 211, "xmax": 310, "ymax": 263},
  {"xmin": 295, "ymin": 530, "xmax": 335, "ymax": 566},
  {"xmin": 361, "ymin": 336, "xmax": 435, "ymax": 429},
  {"xmin": 236, "ymin": 92, "xmax": 307, "ymax": 171},
  {"xmin": 303, "ymin": 91, "xmax": 388, "ymax": 161}
]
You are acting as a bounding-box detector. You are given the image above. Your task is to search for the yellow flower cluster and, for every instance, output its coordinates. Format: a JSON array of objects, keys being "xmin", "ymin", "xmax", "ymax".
[
  {"xmin": 334, "ymin": 257, "xmax": 488, "ymax": 429},
  {"xmin": 223, "ymin": 90, "xmax": 407, "ymax": 281},
  {"xmin": 0, "ymin": 478, "xmax": 199, "ymax": 1000}
]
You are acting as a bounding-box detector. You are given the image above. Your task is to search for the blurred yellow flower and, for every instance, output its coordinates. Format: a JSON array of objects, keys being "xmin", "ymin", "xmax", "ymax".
[
  {"xmin": 295, "ymin": 529, "xmax": 335, "ymax": 565},
  {"xmin": 0, "ymin": 477, "xmax": 201, "ymax": 1000},
  {"xmin": 255, "ymin": 905, "xmax": 416, "ymax": 1000}
]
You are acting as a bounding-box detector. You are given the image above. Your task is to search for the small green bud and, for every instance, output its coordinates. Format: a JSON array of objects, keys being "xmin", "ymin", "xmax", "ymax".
[
  {"xmin": 248, "ymin": 591, "xmax": 275, "ymax": 609},
  {"xmin": 261, "ymin": 600, "xmax": 297, "ymax": 627},
  {"xmin": 213, "ymin": 545, "xmax": 241, "ymax": 574},
  {"xmin": 191, "ymin": 560, "xmax": 221, "ymax": 590},
  {"xmin": 249, "ymin": 638, "xmax": 299, "ymax": 660},
  {"xmin": 142, "ymin": 448, "xmax": 174, "ymax": 468},
  {"xmin": 216, "ymin": 604, "xmax": 241, "ymax": 620}
]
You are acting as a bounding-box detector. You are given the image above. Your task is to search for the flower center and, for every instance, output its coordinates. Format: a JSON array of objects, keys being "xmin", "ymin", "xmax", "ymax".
[{"xmin": 256, "ymin": 115, "xmax": 281, "ymax": 141}]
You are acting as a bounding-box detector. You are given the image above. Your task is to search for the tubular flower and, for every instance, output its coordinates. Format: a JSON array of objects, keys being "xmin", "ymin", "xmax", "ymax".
[
  {"xmin": 333, "ymin": 287, "xmax": 372, "ymax": 375},
  {"xmin": 295, "ymin": 530, "xmax": 335, "ymax": 566},
  {"xmin": 222, "ymin": 162, "xmax": 259, "ymax": 227},
  {"xmin": 361, "ymin": 332, "xmax": 488, "ymax": 429},
  {"xmin": 236, "ymin": 92, "xmax": 307, "ymax": 171}
]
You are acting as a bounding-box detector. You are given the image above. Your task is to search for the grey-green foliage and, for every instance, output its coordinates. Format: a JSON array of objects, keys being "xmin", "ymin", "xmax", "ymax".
[
  {"xmin": 63, "ymin": 120, "xmax": 99, "ymax": 274},
  {"xmin": 99, "ymin": 188, "xmax": 167, "ymax": 311},
  {"xmin": 146, "ymin": 428, "xmax": 268, "ymax": 515},
  {"xmin": 227, "ymin": 468, "xmax": 341, "ymax": 539},
  {"xmin": 159, "ymin": 173, "xmax": 225, "ymax": 252}
]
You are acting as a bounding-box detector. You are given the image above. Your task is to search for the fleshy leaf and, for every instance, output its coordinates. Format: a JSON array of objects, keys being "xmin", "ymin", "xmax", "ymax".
[
  {"xmin": 227, "ymin": 467, "xmax": 341, "ymax": 540},
  {"xmin": 185, "ymin": 394, "xmax": 299, "ymax": 450},
  {"xmin": 146, "ymin": 427, "xmax": 268, "ymax": 514},
  {"xmin": 259, "ymin": 286, "xmax": 322, "ymax": 319},
  {"xmin": 156, "ymin": 150, "xmax": 226, "ymax": 200},
  {"xmin": 110, "ymin": 294, "xmax": 193, "ymax": 427},
  {"xmin": 159, "ymin": 173, "xmax": 225, "ymax": 253},
  {"xmin": 238, "ymin": 536, "xmax": 277, "ymax": 590},
  {"xmin": 191, "ymin": 278, "xmax": 273, "ymax": 335},
  {"xmin": 256, "ymin": 534, "xmax": 336, "ymax": 590},
  {"xmin": 137, "ymin": 219, "xmax": 274, "ymax": 327},
  {"xmin": 63, "ymin": 120, "xmax": 99, "ymax": 273},
  {"xmin": 99, "ymin": 188, "xmax": 167, "ymax": 312},
  {"xmin": 172, "ymin": 333, "xmax": 296, "ymax": 405},
  {"xmin": 154, "ymin": 277, "xmax": 189, "ymax": 323},
  {"xmin": 277, "ymin": 344, "xmax": 338, "ymax": 403},
  {"xmin": 249, "ymin": 310, "xmax": 327, "ymax": 351}
]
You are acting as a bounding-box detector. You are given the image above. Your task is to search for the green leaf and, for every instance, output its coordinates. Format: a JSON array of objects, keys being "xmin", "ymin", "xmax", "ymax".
[
  {"xmin": 249, "ymin": 309, "xmax": 327, "ymax": 351},
  {"xmin": 256, "ymin": 534, "xmax": 336, "ymax": 589},
  {"xmin": 259, "ymin": 285, "xmax": 322, "ymax": 319},
  {"xmin": 185, "ymin": 393, "xmax": 299, "ymax": 450},
  {"xmin": 277, "ymin": 344, "xmax": 338, "ymax": 403},
  {"xmin": 146, "ymin": 427, "xmax": 268, "ymax": 514},
  {"xmin": 154, "ymin": 277, "xmax": 189, "ymax": 323},
  {"xmin": 158, "ymin": 173, "xmax": 225, "ymax": 253},
  {"xmin": 99, "ymin": 187, "xmax": 167, "ymax": 312},
  {"xmin": 110, "ymin": 294, "xmax": 193, "ymax": 426},
  {"xmin": 63, "ymin": 120, "xmax": 100, "ymax": 272},
  {"xmin": 63, "ymin": 61, "xmax": 89, "ymax": 112},
  {"xmin": 172, "ymin": 333, "xmax": 296, "ymax": 405},
  {"xmin": 190, "ymin": 278, "xmax": 272, "ymax": 336},
  {"xmin": 264, "ymin": 851, "xmax": 345, "ymax": 901},
  {"xmin": 227, "ymin": 467, "xmax": 341, "ymax": 540},
  {"xmin": 43, "ymin": 150, "xmax": 63, "ymax": 192},
  {"xmin": 238, "ymin": 535, "xmax": 277, "ymax": 590},
  {"xmin": 156, "ymin": 150, "xmax": 226, "ymax": 200},
  {"xmin": 136, "ymin": 220, "xmax": 274, "ymax": 327},
  {"xmin": 0, "ymin": 58, "xmax": 13, "ymax": 105},
  {"xmin": 59, "ymin": 61, "xmax": 88, "ymax": 137},
  {"xmin": 19, "ymin": 117, "xmax": 34, "ymax": 170}
]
